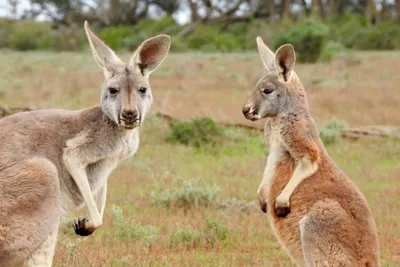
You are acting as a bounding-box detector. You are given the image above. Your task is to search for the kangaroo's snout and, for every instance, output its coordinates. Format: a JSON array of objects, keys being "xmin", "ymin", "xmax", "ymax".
[{"xmin": 120, "ymin": 108, "xmax": 140, "ymax": 129}]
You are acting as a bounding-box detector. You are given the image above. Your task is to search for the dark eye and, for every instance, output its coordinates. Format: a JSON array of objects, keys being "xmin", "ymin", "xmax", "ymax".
[
  {"xmin": 262, "ymin": 88, "xmax": 274, "ymax": 94},
  {"xmin": 138, "ymin": 87, "xmax": 147, "ymax": 94},
  {"xmin": 108, "ymin": 87, "xmax": 119, "ymax": 95}
]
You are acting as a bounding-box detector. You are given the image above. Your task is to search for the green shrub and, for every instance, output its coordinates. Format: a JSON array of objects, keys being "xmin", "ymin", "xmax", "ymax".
[
  {"xmin": 152, "ymin": 179, "xmax": 220, "ymax": 210},
  {"xmin": 9, "ymin": 20, "xmax": 53, "ymax": 50},
  {"xmin": 318, "ymin": 41, "xmax": 344, "ymax": 62},
  {"xmin": 167, "ymin": 117, "xmax": 224, "ymax": 148},
  {"xmin": 116, "ymin": 17, "xmax": 178, "ymax": 51},
  {"xmin": 111, "ymin": 205, "xmax": 158, "ymax": 247},
  {"xmin": 100, "ymin": 25, "xmax": 135, "ymax": 50},
  {"xmin": 330, "ymin": 14, "xmax": 400, "ymax": 50},
  {"xmin": 0, "ymin": 18, "xmax": 14, "ymax": 48},
  {"xmin": 275, "ymin": 18, "xmax": 329, "ymax": 62},
  {"xmin": 169, "ymin": 227, "xmax": 203, "ymax": 248},
  {"xmin": 185, "ymin": 24, "xmax": 243, "ymax": 52},
  {"xmin": 319, "ymin": 118, "xmax": 348, "ymax": 145},
  {"xmin": 53, "ymin": 25, "xmax": 86, "ymax": 51},
  {"xmin": 204, "ymin": 219, "xmax": 229, "ymax": 247}
]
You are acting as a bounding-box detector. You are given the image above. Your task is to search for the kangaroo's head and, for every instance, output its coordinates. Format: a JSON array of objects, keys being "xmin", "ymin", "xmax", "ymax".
[
  {"xmin": 84, "ymin": 21, "xmax": 171, "ymax": 129},
  {"xmin": 242, "ymin": 37, "xmax": 304, "ymax": 121}
]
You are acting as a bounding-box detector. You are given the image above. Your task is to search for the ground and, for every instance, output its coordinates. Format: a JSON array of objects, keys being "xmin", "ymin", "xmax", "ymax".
[{"xmin": 0, "ymin": 50, "xmax": 399, "ymax": 267}]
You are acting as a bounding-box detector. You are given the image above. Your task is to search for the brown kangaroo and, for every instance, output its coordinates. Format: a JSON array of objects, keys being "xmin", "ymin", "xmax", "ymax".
[
  {"xmin": 242, "ymin": 37, "xmax": 380, "ymax": 266},
  {"xmin": 0, "ymin": 21, "xmax": 170, "ymax": 266}
]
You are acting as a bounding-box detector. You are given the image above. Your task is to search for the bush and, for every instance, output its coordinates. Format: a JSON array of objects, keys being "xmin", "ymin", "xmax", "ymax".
[
  {"xmin": 100, "ymin": 25, "xmax": 135, "ymax": 50},
  {"xmin": 111, "ymin": 205, "xmax": 158, "ymax": 247},
  {"xmin": 0, "ymin": 18, "xmax": 14, "ymax": 48},
  {"xmin": 186, "ymin": 24, "xmax": 243, "ymax": 52},
  {"xmin": 330, "ymin": 14, "xmax": 400, "ymax": 50},
  {"xmin": 152, "ymin": 179, "xmax": 220, "ymax": 210},
  {"xmin": 275, "ymin": 18, "xmax": 330, "ymax": 62},
  {"xmin": 319, "ymin": 118, "xmax": 348, "ymax": 145},
  {"xmin": 318, "ymin": 41, "xmax": 344, "ymax": 62},
  {"xmin": 204, "ymin": 219, "xmax": 229, "ymax": 247},
  {"xmin": 9, "ymin": 20, "xmax": 53, "ymax": 50},
  {"xmin": 107, "ymin": 17, "xmax": 178, "ymax": 51},
  {"xmin": 53, "ymin": 25, "xmax": 86, "ymax": 51},
  {"xmin": 169, "ymin": 227, "xmax": 203, "ymax": 248},
  {"xmin": 167, "ymin": 117, "xmax": 224, "ymax": 148}
]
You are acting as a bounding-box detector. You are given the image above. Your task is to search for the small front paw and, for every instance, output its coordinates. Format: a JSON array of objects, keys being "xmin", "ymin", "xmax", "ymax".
[
  {"xmin": 73, "ymin": 218, "xmax": 96, "ymax": 236},
  {"xmin": 257, "ymin": 186, "xmax": 268, "ymax": 214},
  {"xmin": 275, "ymin": 197, "xmax": 290, "ymax": 218}
]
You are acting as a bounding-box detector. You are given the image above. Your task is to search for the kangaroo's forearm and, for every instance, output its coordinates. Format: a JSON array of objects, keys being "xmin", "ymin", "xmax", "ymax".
[{"xmin": 63, "ymin": 157, "xmax": 102, "ymax": 227}]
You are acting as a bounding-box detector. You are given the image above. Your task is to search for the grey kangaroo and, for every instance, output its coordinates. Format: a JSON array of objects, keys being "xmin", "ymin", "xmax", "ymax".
[{"xmin": 0, "ymin": 21, "xmax": 171, "ymax": 266}]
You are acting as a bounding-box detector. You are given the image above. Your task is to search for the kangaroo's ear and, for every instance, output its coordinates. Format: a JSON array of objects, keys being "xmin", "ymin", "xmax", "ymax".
[
  {"xmin": 84, "ymin": 21, "xmax": 123, "ymax": 76},
  {"xmin": 130, "ymin": 35, "xmax": 171, "ymax": 77},
  {"xmin": 256, "ymin": 36, "xmax": 276, "ymax": 72},
  {"xmin": 275, "ymin": 44, "xmax": 296, "ymax": 82}
]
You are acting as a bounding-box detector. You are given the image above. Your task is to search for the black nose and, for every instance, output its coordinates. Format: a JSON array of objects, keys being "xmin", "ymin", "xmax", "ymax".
[
  {"xmin": 242, "ymin": 105, "xmax": 251, "ymax": 115},
  {"xmin": 121, "ymin": 109, "xmax": 138, "ymax": 120}
]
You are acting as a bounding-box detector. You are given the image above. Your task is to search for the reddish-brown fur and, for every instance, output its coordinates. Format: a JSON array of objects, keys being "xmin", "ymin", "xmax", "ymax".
[{"xmin": 243, "ymin": 38, "xmax": 380, "ymax": 266}]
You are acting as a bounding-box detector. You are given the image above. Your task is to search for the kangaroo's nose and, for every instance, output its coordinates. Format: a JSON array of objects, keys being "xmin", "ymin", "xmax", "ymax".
[
  {"xmin": 242, "ymin": 105, "xmax": 251, "ymax": 115},
  {"xmin": 121, "ymin": 109, "xmax": 138, "ymax": 120}
]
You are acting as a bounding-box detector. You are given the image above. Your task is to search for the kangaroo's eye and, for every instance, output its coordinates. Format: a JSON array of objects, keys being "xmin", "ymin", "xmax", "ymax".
[
  {"xmin": 108, "ymin": 87, "xmax": 119, "ymax": 95},
  {"xmin": 139, "ymin": 87, "xmax": 147, "ymax": 94},
  {"xmin": 262, "ymin": 88, "xmax": 274, "ymax": 94}
]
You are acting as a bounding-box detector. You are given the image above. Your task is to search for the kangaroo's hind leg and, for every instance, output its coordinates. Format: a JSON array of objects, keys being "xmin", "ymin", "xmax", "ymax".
[
  {"xmin": 299, "ymin": 198, "xmax": 362, "ymax": 267},
  {"xmin": 25, "ymin": 222, "xmax": 59, "ymax": 267},
  {"xmin": 0, "ymin": 157, "xmax": 61, "ymax": 266}
]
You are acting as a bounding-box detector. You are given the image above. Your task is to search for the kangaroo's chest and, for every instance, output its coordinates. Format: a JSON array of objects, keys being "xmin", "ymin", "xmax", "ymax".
[{"xmin": 86, "ymin": 131, "xmax": 140, "ymax": 192}]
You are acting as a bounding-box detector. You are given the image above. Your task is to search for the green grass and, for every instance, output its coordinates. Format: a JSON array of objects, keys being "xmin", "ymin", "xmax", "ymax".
[{"xmin": 0, "ymin": 50, "xmax": 399, "ymax": 266}]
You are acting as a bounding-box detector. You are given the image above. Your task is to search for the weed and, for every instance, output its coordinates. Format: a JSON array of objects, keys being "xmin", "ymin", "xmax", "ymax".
[
  {"xmin": 204, "ymin": 219, "xmax": 229, "ymax": 248},
  {"xmin": 169, "ymin": 227, "xmax": 203, "ymax": 249},
  {"xmin": 319, "ymin": 118, "xmax": 348, "ymax": 145},
  {"xmin": 151, "ymin": 179, "xmax": 220, "ymax": 210},
  {"xmin": 167, "ymin": 117, "xmax": 224, "ymax": 149},
  {"xmin": 111, "ymin": 205, "xmax": 158, "ymax": 247}
]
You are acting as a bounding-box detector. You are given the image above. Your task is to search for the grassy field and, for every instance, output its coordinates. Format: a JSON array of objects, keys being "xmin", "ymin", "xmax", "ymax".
[{"xmin": 0, "ymin": 50, "xmax": 399, "ymax": 266}]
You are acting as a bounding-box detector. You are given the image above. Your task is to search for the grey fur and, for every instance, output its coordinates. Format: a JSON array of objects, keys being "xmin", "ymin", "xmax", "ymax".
[{"xmin": 0, "ymin": 21, "xmax": 171, "ymax": 266}]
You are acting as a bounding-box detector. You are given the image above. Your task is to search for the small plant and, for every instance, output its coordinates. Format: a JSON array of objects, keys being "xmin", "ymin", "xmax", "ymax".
[
  {"xmin": 152, "ymin": 179, "xmax": 220, "ymax": 210},
  {"xmin": 52, "ymin": 25, "xmax": 86, "ymax": 51},
  {"xmin": 9, "ymin": 20, "xmax": 53, "ymax": 50},
  {"xmin": 111, "ymin": 205, "xmax": 158, "ymax": 247},
  {"xmin": 318, "ymin": 41, "xmax": 344, "ymax": 62},
  {"xmin": 275, "ymin": 18, "xmax": 329, "ymax": 62},
  {"xmin": 319, "ymin": 118, "xmax": 348, "ymax": 145},
  {"xmin": 167, "ymin": 117, "xmax": 224, "ymax": 148},
  {"xmin": 169, "ymin": 227, "xmax": 203, "ymax": 249},
  {"xmin": 204, "ymin": 218, "xmax": 229, "ymax": 248}
]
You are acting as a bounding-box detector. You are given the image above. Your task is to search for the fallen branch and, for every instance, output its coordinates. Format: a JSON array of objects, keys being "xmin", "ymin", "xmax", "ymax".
[
  {"xmin": 1, "ymin": 107, "xmax": 398, "ymax": 140},
  {"xmin": 154, "ymin": 112, "xmax": 400, "ymax": 140}
]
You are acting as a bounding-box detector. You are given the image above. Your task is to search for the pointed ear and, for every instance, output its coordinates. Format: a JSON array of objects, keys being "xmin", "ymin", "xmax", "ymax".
[
  {"xmin": 256, "ymin": 36, "xmax": 276, "ymax": 72},
  {"xmin": 275, "ymin": 44, "xmax": 296, "ymax": 82},
  {"xmin": 84, "ymin": 21, "xmax": 122, "ymax": 75},
  {"xmin": 130, "ymin": 35, "xmax": 171, "ymax": 77}
]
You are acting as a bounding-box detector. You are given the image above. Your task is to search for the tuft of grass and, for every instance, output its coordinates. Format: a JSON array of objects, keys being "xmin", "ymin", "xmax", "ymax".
[
  {"xmin": 167, "ymin": 117, "xmax": 224, "ymax": 149},
  {"xmin": 151, "ymin": 179, "xmax": 220, "ymax": 210},
  {"xmin": 204, "ymin": 218, "xmax": 229, "ymax": 248},
  {"xmin": 169, "ymin": 227, "xmax": 203, "ymax": 249},
  {"xmin": 111, "ymin": 205, "xmax": 158, "ymax": 247},
  {"xmin": 319, "ymin": 118, "xmax": 348, "ymax": 145}
]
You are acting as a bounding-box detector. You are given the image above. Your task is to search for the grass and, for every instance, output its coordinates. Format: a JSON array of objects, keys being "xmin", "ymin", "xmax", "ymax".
[{"xmin": 0, "ymin": 50, "xmax": 399, "ymax": 266}]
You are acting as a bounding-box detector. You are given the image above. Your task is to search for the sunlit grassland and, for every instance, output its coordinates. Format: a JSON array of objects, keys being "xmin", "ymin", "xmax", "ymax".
[{"xmin": 0, "ymin": 50, "xmax": 399, "ymax": 266}]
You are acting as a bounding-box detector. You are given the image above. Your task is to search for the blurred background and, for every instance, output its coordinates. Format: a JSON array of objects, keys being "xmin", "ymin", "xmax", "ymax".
[
  {"xmin": 0, "ymin": 1, "xmax": 399, "ymax": 266},
  {"xmin": 0, "ymin": 0, "xmax": 399, "ymax": 54}
]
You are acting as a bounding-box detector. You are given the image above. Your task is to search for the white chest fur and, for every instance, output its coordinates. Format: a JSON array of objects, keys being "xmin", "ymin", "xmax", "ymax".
[{"xmin": 117, "ymin": 129, "xmax": 140, "ymax": 161}]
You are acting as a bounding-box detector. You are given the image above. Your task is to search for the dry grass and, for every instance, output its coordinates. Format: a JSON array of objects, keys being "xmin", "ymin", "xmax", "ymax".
[{"xmin": 0, "ymin": 50, "xmax": 399, "ymax": 266}]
